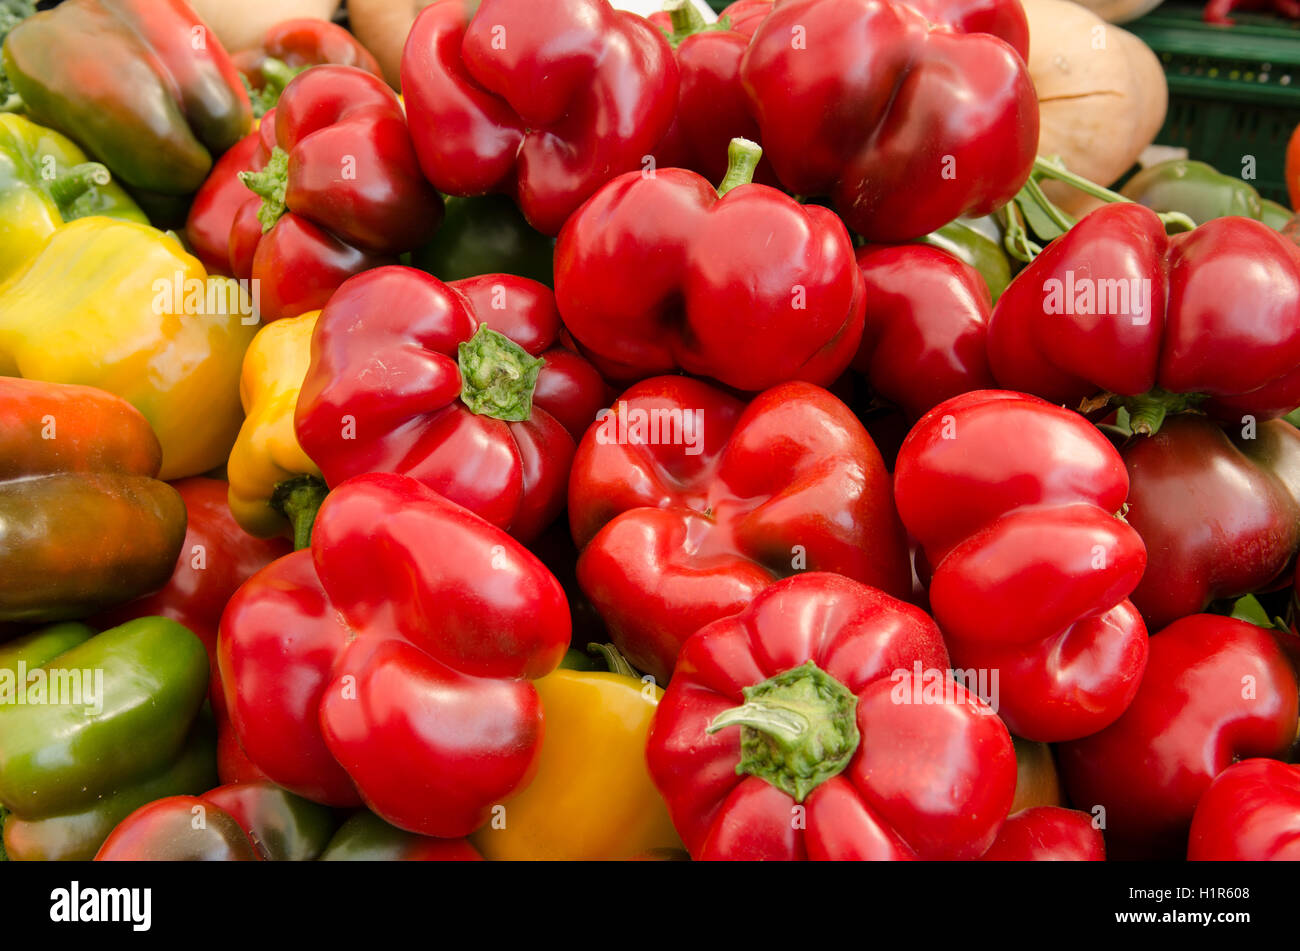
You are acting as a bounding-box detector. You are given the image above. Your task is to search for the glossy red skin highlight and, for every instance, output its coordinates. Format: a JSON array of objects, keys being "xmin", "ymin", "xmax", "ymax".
[
  {"xmin": 296, "ymin": 267, "xmax": 609, "ymax": 544},
  {"xmin": 894, "ymin": 390, "xmax": 1148, "ymax": 742},
  {"xmin": 554, "ymin": 168, "xmax": 865, "ymax": 392},
  {"xmin": 400, "ymin": 0, "xmax": 678, "ymax": 236},
  {"xmin": 989, "ymin": 205, "xmax": 1300, "ymax": 419},
  {"xmin": 1188, "ymin": 759, "xmax": 1300, "ymax": 861},
  {"xmin": 1058, "ymin": 615, "xmax": 1299, "ymax": 860},
  {"xmin": 980, "ymin": 807, "xmax": 1105, "ymax": 861},
  {"xmin": 657, "ymin": 0, "xmax": 1027, "ymax": 187},
  {"xmin": 646, "ymin": 573, "xmax": 1017, "ymax": 861},
  {"xmin": 218, "ymin": 473, "xmax": 570, "ymax": 835},
  {"xmin": 740, "ymin": 0, "xmax": 1037, "ymax": 242},
  {"xmin": 228, "ymin": 67, "xmax": 440, "ymax": 320},
  {"xmin": 568, "ymin": 376, "xmax": 911, "ymax": 683},
  {"xmin": 1122, "ymin": 415, "xmax": 1300, "ymax": 632},
  {"xmin": 851, "ymin": 244, "xmax": 995, "ymax": 420}
]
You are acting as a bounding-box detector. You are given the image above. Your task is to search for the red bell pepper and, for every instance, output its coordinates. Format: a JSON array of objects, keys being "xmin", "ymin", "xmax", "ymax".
[
  {"xmin": 230, "ymin": 65, "xmax": 443, "ymax": 321},
  {"xmin": 851, "ymin": 244, "xmax": 995, "ymax": 421},
  {"xmin": 655, "ymin": 0, "xmax": 1029, "ymax": 190},
  {"xmin": 1057, "ymin": 615, "xmax": 1299, "ymax": 860},
  {"xmin": 893, "ymin": 390, "xmax": 1149, "ymax": 742},
  {"xmin": 651, "ymin": 2, "xmax": 777, "ymax": 188},
  {"xmin": 295, "ymin": 267, "xmax": 610, "ymax": 545},
  {"xmin": 218, "ymin": 473, "xmax": 570, "ymax": 836},
  {"xmin": 232, "ymin": 19, "xmax": 384, "ymax": 117},
  {"xmin": 979, "ymin": 807, "xmax": 1105, "ymax": 861},
  {"xmin": 1187, "ymin": 759, "xmax": 1300, "ymax": 861},
  {"xmin": 1121, "ymin": 415, "xmax": 1300, "ymax": 632},
  {"xmin": 739, "ymin": 0, "xmax": 1038, "ymax": 242},
  {"xmin": 568, "ymin": 375, "xmax": 910, "ymax": 684},
  {"xmin": 400, "ymin": 0, "xmax": 679, "ymax": 236},
  {"xmin": 555, "ymin": 137, "xmax": 865, "ymax": 392},
  {"xmin": 185, "ymin": 131, "xmax": 263, "ymax": 277},
  {"xmin": 646, "ymin": 572, "xmax": 1017, "ymax": 860},
  {"xmin": 989, "ymin": 204, "xmax": 1300, "ymax": 428}
]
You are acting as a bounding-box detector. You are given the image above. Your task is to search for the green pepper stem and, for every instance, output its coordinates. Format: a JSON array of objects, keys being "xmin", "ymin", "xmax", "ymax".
[
  {"xmin": 717, "ymin": 137, "xmax": 762, "ymax": 197},
  {"xmin": 707, "ymin": 702, "xmax": 810, "ymax": 740},
  {"xmin": 667, "ymin": 0, "xmax": 707, "ymax": 35},
  {"xmin": 47, "ymin": 162, "xmax": 111, "ymax": 210},
  {"xmin": 999, "ymin": 201, "xmax": 1043, "ymax": 263},
  {"xmin": 260, "ymin": 57, "xmax": 299, "ymax": 93},
  {"xmin": 1032, "ymin": 156, "xmax": 1197, "ymax": 234},
  {"xmin": 457, "ymin": 323, "xmax": 545, "ymax": 422},
  {"xmin": 1114, "ymin": 387, "xmax": 1207, "ymax": 436},
  {"xmin": 239, "ymin": 146, "xmax": 290, "ymax": 234},
  {"xmin": 270, "ymin": 474, "xmax": 329, "ymax": 550},
  {"xmin": 705, "ymin": 659, "xmax": 860, "ymax": 803},
  {"xmin": 585, "ymin": 642, "xmax": 641, "ymax": 678}
]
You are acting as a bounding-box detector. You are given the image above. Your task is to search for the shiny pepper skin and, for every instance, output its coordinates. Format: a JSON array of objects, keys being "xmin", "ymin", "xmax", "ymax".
[
  {"xmin": 894, "ymin": 390, "xmax": 1149, "ymax": 742},
  {"xmin": 646, "ymin": 573, "xmax": 1017, "ymax": 860}
]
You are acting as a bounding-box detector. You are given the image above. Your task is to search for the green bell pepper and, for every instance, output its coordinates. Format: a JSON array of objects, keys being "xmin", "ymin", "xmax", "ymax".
[
  {"xmin": 411, "ymin": 194, "xmax": 555, "ymax": 287},
  {"xmin": 2, "ymin": 0, "xmax": 252, "ymax": 195},
  {"xmin": 0, "ymin": 617, "xmax": 216, "ymax": 861},
  {"xmin": 1121, "ymin": 159, "xmax": 1288, "ymax": 231},
  {"xmin": 916, "ymin": 216, "xmax": 1014, "ymax": 302}
]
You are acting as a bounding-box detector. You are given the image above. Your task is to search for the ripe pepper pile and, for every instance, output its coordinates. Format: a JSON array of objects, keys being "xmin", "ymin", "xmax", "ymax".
[{"xmin": 2, "ymin": 0, "xmax": 1300, "ymax": 866}]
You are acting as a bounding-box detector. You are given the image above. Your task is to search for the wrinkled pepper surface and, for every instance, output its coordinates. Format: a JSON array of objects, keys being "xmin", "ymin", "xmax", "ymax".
[
  {"xmin": 740, "ymin": 0, "xmax": 1038, "ymax": 241},
  {"xmin": 555, "ymin": 138, "xmax": 865, "ymax": 392},
  {"xmin": 894, "ymin": 390, "xmax": 1149, "ymax": 742},
  {"xmin": 219, "ymin": 473, "xmax": 571, "ymax": 836},
  {"xmin": 401, "ymin": 0, "xmax": 679, "ymax": 236},
  {"xmin": 0, "ymin": 618, "xmax": 215, "ymax": 861},
  {"xmin": 647, "ymin": 573, "xmax": 1017, "ymax": 860},
  {"xmin": 0, "ymin": 378, "xmax": 185, "ymax": 624},
  {"xmin": 569, "ymin": 375, "xmax": 911, "ymax": 683},
  {"xmin": 0, "ymin": 113, "xmax": 145, "ymax": 282},
  {"xmin": 0, "ymin": 218, "xmax": 257, "ymax": 479},
  {"xmin": 2, "ymin": 0, "xmax": 251, "ymax": 194}
]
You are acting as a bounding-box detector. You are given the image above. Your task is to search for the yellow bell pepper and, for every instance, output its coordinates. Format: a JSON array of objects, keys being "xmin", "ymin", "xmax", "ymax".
[
  {"xmin": 0, "ymin": 113, "xmax": 148, "ymax": 283},
  {"xmin": 0, "ymin": 218, "xmax": 257, "ymax": 479},
  {"xmin": 227, "ymin": 311, "xmax": 323, "ymax": 542},
  {"xmin": 471, "ymin": 648, "xmax": 683, "ymax": 861}
]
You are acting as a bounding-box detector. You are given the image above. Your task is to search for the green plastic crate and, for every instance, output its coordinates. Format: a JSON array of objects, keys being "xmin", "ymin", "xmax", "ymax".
[{"xmin": 1128, "ymin": 1, "xmax": 1300, "ymax": 203}]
